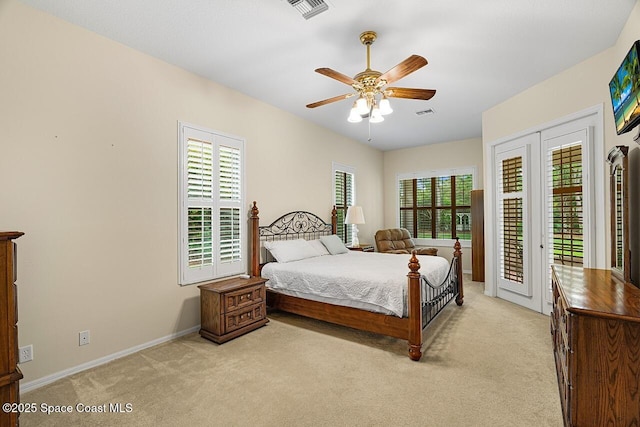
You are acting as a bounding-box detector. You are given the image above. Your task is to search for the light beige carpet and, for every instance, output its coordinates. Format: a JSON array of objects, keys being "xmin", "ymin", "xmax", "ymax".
[{"xmin": 21, "ymin": 279, "xmax": 562, "ymax": 426}]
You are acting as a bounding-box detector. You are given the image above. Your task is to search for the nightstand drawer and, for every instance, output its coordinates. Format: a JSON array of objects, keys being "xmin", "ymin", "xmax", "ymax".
[
  {"xmin": 224, "ymin": 284, "xmax": 265, "ymax": 312},
  {"xmin": 224, "ymin": 303, "xmax": 265, "ymax": 333}
]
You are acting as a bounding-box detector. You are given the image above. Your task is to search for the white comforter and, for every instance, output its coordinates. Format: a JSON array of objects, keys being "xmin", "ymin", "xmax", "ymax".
[{"xmin": 261, "ymin": 251, "xmax": 450, "ymax": 317}]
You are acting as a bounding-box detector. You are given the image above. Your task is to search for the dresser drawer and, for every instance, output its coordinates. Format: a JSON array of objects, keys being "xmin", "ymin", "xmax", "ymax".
[
  {"xmin": 558, "ymin": 309, "xmax": 573, "ymax": 352},
  {"xmin": 224, "ymin": 284, "xmax": 264, "ymax": 313},
  {"xmin": 224, "ymin": 303, "xmax": 265, "ymax": 333}
]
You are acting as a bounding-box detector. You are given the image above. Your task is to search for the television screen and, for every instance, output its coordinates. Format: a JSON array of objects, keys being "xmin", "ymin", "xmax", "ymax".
[{"xmin": 609, "ymin": 40, "xmax": 640, "ymax": 135}]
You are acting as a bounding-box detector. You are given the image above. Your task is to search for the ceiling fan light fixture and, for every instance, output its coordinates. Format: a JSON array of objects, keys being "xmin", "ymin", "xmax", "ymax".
[
  {"xmin": 347, "ymin": 103, "xmax": 363, "ymax": 123},
  {"xmin": 355, "ymin": 97, "xmax": 369, "ymax": 115},
  {"xmin": 370, "ymin": 107, "xmax": 384, "ymax": 123},
  {"xmin": 379, "ymin": 96, "xmax": 393, "ymax": 115}
]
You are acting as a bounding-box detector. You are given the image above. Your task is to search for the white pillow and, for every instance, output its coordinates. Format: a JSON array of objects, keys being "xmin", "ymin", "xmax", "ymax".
[
  {"xmin": 264, "ymin": 239, "xmax": 319, "ymax": 263},
  {"xmin": 308, "ymin": 239, "xmax": 330, "ymax": 256},
  {"xmin": 319, "ymin": 235, "xmax": 349, "ymax": 255}
]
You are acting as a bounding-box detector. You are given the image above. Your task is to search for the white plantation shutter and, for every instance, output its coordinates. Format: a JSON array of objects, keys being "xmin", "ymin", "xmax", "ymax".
[
  {"xmin": 546, "ymin": 142, "xmax": 583, "ymax": 267},
  {"xmin": 333, "ymin": 164, "xmax": 355, "ymax": 244},
  {"xmin": 219, "ymin": 145, "xmax": 241, "ymax": 200},
  {"xmin": 187, "ymin": 139, "xmax": 214, "ymax": 271},
  {"xmin": 180, "ymin": 124, "xmax": 245, "ymax": 285},
  {"xmin": 496, "ymin": 145, "xmax": 531, "ymax": 297},
  {"xmin": 217, "ymin": 145, "xmax": 242, "ymax": 274},
  {"xmin": 542, "ymin": 128, "xmax": 588, "ymax": 305},
  {"xmin": 187, "ymin": 139, "xmax": 213, "ymax": 199}
]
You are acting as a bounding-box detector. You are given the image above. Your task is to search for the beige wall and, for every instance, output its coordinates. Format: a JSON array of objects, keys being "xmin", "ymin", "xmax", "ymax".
[
  {"xmin": 382, "ymin": 137, "xmax": 484, "ymax": 267},
  {"xmin": 0, "ymin": 1, "xmax": 383, "ymax": 384},
  {"xmin": 482, "ymin": 0, "xmax": 640, "ymax": 271},
  {"xmin": 483, "ymin": 0, "xmax": 639, "ymax": 147}
]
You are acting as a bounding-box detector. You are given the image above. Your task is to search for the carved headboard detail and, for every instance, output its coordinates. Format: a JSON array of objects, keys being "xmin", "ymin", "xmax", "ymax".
[{"xmin": 250, "ymin": 202, "xmax": 337, "ymax": 275}]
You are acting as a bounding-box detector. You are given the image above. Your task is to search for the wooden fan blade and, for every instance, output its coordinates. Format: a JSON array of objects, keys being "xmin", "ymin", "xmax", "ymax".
[
  {"xmin": 306, "ymin": 93, "xmax": 355, "ymax": 108},
  {"xmin": 378, "ymin": 55, "xmax": 428, "ymax": 85},
  {"xmin": 386, "ymin": 87, "xmax": 436, "ymax": 100},
  {"xmin": 315, "ymin": 68, "xmax": 357, "ymax": 86}
]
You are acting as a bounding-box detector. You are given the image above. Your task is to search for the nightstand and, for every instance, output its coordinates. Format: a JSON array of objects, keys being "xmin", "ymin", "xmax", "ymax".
[
  {"xmin": 198, "ymin": 276, "xmax": 268, "ymax": 344},
  {"xmin": 348, "ymin": 243, "xmax": 374, "ymax": 252}
]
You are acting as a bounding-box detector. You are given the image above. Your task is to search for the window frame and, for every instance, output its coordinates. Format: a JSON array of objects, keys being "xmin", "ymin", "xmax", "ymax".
[
  {"xmin": 178, "ymin": 122, "xmax": 246, "ymax": 286},
  {"xmin": 332, "ymin": 162, "xmax": 356, "ymax": 245},
  {"xmin": 396, "ymin": 166, "xmax": 477, "ymax": 247}
]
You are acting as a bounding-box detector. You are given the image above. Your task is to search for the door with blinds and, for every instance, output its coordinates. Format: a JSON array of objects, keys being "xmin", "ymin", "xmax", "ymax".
[
  {"xmin": 491, "ymin": 120, "xmax": 595, "ymax": 314},
  {"xmin": 541, "ymin": 128, "xmax": 590, "ymax": 311},
  {"xmin": 495, "ymin": 135, "xmax": 542, "ymax": 312},
  {"xmin": 487, "ymin": 107, "xmax": 603, "ymax": 314}
]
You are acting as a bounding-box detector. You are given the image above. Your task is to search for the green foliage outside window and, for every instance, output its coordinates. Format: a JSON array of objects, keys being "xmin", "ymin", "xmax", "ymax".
[{"xmin": 400, "ymin": 174, "xmax": 473, "ymax": 240}]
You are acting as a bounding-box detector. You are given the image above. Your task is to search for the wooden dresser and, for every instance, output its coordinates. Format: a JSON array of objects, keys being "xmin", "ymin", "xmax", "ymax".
[
  {"xmin": 551, "ymin": 265, "xmax": 640, "ymax": 426},
  {"xmin": 198, "ymin": 276, "xmax": 268, "ymax": 344},
  {"xmin": 0, "ymin": 232, "xmax": 23, "ymax": 427}
]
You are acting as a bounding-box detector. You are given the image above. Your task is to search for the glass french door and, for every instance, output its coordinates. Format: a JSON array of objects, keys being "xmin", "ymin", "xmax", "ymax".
[
  {"xmin": 495, "ymin": 135, "xmax": 542, "ymax": 312},
  {"xmin": 488, "ymin": 107, "xmax": 602, "ymax": 315},
  {"xmin": 493, "ymin": 127, "xmax": 591, "ymax": 314},
  {"xmin": 541, "ymin": 129, "xmax": 589, "ymax": 309}
]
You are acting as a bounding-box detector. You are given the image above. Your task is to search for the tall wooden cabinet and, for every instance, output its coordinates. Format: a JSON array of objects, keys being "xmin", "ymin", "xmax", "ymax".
[
  {"xmin": 0, "ymin": 232, "xmax": 23, "ymax": 427},
  {"xmin": 551, "ymin": 265, "xmax": 640, "ymax": 426},
  {"xmin": 471, "ymin": 190, "xmax": 484, "ymax": 282}
]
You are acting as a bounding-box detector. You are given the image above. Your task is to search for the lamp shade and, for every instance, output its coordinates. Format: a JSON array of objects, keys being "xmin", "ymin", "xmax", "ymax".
[{"xmin": 345, "ymin": 206, "xmax": 365, "ymax": 225}]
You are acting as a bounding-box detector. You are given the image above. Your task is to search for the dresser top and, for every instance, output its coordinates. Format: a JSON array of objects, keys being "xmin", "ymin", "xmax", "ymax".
[
  {"xmin": 552, "ymin": 265, "xmax": 640, "ymax": 322},
  {"xmin": 0, "ymin": 232, "xmax": 23, "ymax": 241}
]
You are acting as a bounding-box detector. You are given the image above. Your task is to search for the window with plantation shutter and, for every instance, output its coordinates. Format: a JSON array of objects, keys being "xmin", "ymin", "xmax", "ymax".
[
  {"xmin": 179, "ymin": 123, "xmax": 245, "ymax": 285},
  {"xmin": 397, "ymin": 168, "xmax": 475, "ymax": 243},
  {"xmin": 546, "ymin": 143, "xmax": 583, "ymax": 267},
  {"xmin": 333, "ymin": 163, "xmax": 355, "ymax": 244}
]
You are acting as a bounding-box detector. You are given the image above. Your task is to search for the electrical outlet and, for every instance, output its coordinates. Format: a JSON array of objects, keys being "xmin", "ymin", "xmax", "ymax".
[
  {"xmin": 19, "ymin": 344, "xmax": 33, "ymax": 363},
  {"xmin": 79, "ymin": 330, "xmax": 90, "ymax": 346}
]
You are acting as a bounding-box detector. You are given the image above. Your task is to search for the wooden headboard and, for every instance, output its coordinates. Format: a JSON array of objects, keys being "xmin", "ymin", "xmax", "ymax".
[{"xmin": 250, "ymin": 201, "xmax": 337, "ymax": 276}]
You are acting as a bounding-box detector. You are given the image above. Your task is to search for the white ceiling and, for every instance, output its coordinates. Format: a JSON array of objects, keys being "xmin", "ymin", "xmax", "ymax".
[{"xmin": 18, "ymin": 0, "xmax": 636, "ymax": 151}]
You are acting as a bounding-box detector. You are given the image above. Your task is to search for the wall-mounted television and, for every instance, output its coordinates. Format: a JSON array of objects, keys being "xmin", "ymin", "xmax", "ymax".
[{"xmin": 609, "ymin": 40, "xmax": 640, "ymax": 135}]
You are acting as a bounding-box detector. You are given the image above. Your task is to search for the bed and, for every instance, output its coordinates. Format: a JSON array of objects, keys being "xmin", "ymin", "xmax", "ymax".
[{"xmin": 249, "ymin": 202, "xmax": 464, "ymax": 361}]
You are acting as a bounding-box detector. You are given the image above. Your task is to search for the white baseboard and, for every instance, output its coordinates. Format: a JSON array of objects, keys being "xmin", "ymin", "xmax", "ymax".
[{"xmin": 20, "ymin": 325, "xmax": 201, "ymax": 394}]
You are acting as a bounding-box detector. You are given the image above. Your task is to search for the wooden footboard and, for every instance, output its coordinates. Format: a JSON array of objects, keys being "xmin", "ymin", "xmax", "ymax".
[{"xmin": 249, "ymin": 201, "xmax": 463, "ymax": 361}]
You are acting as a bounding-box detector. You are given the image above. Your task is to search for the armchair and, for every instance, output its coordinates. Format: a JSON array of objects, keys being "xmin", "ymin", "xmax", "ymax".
[{"xmin": 374, "ymin": 228, "xmax": 438, "ymax": 256}]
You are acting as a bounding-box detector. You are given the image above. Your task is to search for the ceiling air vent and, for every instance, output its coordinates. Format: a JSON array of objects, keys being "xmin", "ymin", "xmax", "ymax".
[
  {"xmin": 416, "ymin": 108, "xmax": 435, "ymax": 116},
  {"xmin": 286, "ymin": 0, "xmax": 329, "ymax": 20}
]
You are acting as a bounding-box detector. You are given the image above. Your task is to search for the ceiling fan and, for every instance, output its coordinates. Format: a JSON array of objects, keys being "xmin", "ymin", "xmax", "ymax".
[{"xmin": 306, "ymin": 31, "xmax": 436, "ymax": 123}]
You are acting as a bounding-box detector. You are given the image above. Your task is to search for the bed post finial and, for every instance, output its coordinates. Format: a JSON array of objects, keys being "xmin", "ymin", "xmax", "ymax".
[
  {"xmin": 250, "ymin": 202, "xmax": 260, "ymax": 277},
  {"xmin": 407, "ymin": 250, "xmax": 422, "ymax": 361},
  {"xmin": 453, "ymin": 237, "xmax": 464, "ymax": 306},
  {"xmin": 408, "ymin": 251, "xmax": 420, "ymax": 275}
]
